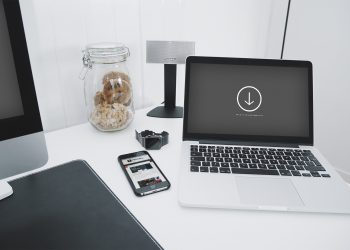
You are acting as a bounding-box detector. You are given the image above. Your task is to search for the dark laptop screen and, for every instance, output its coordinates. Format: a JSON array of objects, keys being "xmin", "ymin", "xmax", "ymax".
[{"xmin": 184, "ymin": 57, "xmax": 313, "ymax": 144}]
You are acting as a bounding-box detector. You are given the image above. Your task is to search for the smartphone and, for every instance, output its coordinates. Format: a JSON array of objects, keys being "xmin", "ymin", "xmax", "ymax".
[{"xmin": 118, "ymin": 151, "xmax": 171, "ymax": 196}]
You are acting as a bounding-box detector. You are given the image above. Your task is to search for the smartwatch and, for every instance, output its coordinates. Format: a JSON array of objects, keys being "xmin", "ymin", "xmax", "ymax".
[{"xmin": 135, "ymin": 130, "xmax": 169, "ymax": 150}]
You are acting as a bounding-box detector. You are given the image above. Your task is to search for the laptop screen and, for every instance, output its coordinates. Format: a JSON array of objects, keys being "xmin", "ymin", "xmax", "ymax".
[{"xmin": 183, "ymin": 57, "xmax": 313, "ymax": 145}]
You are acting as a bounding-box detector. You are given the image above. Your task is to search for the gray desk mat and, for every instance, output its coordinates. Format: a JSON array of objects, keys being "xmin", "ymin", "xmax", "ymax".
[{"xmin": 0, "ymin": 160, "xmax": 163, "ymax": 250}]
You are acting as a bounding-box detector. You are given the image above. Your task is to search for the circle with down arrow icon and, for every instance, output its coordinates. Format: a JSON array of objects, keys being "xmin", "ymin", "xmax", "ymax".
[{"xmin": 236, "ymin": 86, "xmax": 262, "ymax": 112}]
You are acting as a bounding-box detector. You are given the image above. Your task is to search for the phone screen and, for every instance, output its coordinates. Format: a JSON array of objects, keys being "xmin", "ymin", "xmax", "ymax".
[{"xmin": 120, "ymin": 152, "xmax": 169, "ymax": 195}]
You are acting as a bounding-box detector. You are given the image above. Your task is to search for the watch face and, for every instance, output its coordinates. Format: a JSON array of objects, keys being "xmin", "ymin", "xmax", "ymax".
[{"xmin": 145, "ymin": 137, "xmax": 162, "ymax": 150}]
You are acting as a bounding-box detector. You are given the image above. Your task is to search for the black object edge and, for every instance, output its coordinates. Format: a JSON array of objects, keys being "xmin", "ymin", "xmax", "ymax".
[
  {"xmin": 0, "ymin": 0, "xmax": 43, "ymax": 141},
  {"xmin": 8, "ymin": 159, "xmax": 164, "ymax": 250},
  {"xmin": 183, "ymin": 56, "xmax": 314, "ymax": 146},
  {"xmin": 281, "ymin": 0, "xmax": 291, "ymax": 59}
]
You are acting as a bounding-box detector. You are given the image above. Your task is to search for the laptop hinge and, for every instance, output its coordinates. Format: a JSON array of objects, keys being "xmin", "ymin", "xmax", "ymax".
[{"xmin": 199, "ymin": 140, "xmax": 299, "ymax": 148}]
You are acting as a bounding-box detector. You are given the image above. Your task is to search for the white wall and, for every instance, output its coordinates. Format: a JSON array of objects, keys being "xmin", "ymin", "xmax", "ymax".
[
  {"xmin": 283, "ymin": 0, "xmax": 350, "ymax": 175},
  {"xmin": 19, "ymin": 0, "xmax": 287, "ymax": 131}
]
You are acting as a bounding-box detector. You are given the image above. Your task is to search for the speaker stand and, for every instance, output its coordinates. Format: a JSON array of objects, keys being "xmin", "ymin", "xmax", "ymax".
[{"xmin": 147, "ymin": 64, "xmax": 183, "ymax": 118}]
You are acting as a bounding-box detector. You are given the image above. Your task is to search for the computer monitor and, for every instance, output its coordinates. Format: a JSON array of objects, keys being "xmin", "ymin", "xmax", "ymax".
[{"xmin": 0, "ymin": 0, "xmax": 48, "ymax": 197}]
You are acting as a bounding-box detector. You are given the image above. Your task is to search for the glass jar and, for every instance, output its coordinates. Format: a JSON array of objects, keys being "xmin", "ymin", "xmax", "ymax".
[{"xmin": 80, "ymin": 43, "xmax": 134, "ymax": 131}]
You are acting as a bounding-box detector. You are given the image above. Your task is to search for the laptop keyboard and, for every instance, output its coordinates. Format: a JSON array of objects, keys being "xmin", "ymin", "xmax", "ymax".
[{"xmin": 190, "ymin": 145, "xmax": 331, "ymax": 178}]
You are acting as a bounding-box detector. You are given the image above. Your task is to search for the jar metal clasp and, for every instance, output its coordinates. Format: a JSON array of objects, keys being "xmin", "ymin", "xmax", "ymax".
[{"xmin": 79, "ymin": 52, "xmax": 92, "ymax": 80}]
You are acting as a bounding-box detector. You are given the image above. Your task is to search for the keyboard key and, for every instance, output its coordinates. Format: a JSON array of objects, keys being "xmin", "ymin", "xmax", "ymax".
[
  {"xmin": 242, "ymin": 150, "xmax": 250, "ymax": 154},
  {"xmin": 265, "ymin": 155, "xmax": 273, "ymax": 160},
  {"xmin": 234, "ymin": 159, "xmax": 242, "ymax": 163},
  {"xmin": 279, "ymin": 170, "xmax": 292, "ymax": 176},
  {"xmin": 199, "ymin": 149, "xmax": 207, "ymax": 152},
  {"xmin": 277, "ymin": 165, "xmax": 286, "ymax": 170},
  {"xmin": 249, "ymin": 164, "xmax": 258, "ymax": 169},
  {"xmin": 231, "ymin": 168, "xmax": 279, "ymax": 176},
  {"xmin": 278, "ymin": 160, "xmax": 287, "ymax": 165},
  {"xmin": 243, "ymin": 159, "xmax": 251, "ymax": 163},
  {"xmin": 206, "ymin": 157, "xmax": 215, "ymax": 162},
  {"xmin": 213, "ymin": 153, "xmax": 220, "ymax": 157},
  {"xmin": 191, "ymin": 161, "xmax": 201, "ymax": 166},
  {"xmin": 304, "ymin": 166, "xmax": 325, "ymax": 172},
  {"xmin": 283, "ymin": 156, "xmax": 291, "ymax": 160},
  {"xmin": 239, "ymin": 163, "xmax": 248, "ymax": 168},
  {"xmin": 321, "ymin": 174, "xmax": 331, "ymax": 178},
  {"xmin": 295, "ymin": 165, "xmax": 305, "ymax": 171},
  {"xmin": 302, "ymin": 173, "xmax": 311, "ymax": 177},
  {"xmin": 191, "ymin": 156, "xmax": 205, "ymax": 161},
  {"xmin": 239, "ymin": 154, "xmax": 247, "ymax": 159},
  {"xmin": 202, "ymin": 162, "xmax": 210, "ymax": 167},
  {"xmin": 269, "ymin": 160, "xmax": 278, "ymax": 164},
  {"xmin": 203, "ymin": 152, "xmax": 211, "ymax": 157},
  {"xmin": 261, "ymin": 160, "xmax": 269, "ymax": 164},
  {"xmin": 230, "ymin": 163, "xmax": 239, "ymax": 168},
  {"xmin": 251, "ymin": 159, "xmax": 260, "ymax": 163},
  {"xmin": 224, "ymin": 158, "xmax": 233, "ymax": 162},
  {"xmin": 310, "ymin": 171, "xmax": 321, "ymax": 177},
  {"xmin": 190, "ymin": 166, "xmax": 199, "ymax": 172},
  {"xmin": 215, "ymin": 158, "xmax": 223, "ymax": 162},
  {"xmin": 221, "ymin": 163, "xmax": 229, "ymax": 168},
  {"xmin": 222, "ymin": 153, "xmax": 229, "ymax": 157},
  {"xmin": 211, "ymin": 162, "xmax": 220, "ymax": 167},
  {"xmin": 230, "ymin": 154, "xmax": 238, "ymax": 158},
  {"xmin": 287, "ymin": 161, "xmax": 296, "ymax": 165},
  {"xmin": 257, "ymin": 155, "xmax": 265, "ymax": 159},
  {"xmin": 267, "ymin": 164, "xmax": 277, "ymax": 169},
  {"xmin": 200, "ymin": 167, "xmax": 209, "ymax": 172},
  {"xmin": 220, "ymin": 167, "xmax": 231, "ymax": 173},
  {"xmin": 248, "ymin": 155, "xmax": 256, "ymax": 159},
  {"xmin": 274, "ymin": 156, "xmax": 282, "ymax": 160},
  {"xmin": 191, "ymin": 152, "xmax": 202, "ymax": 156},
  {"xmin": 291, "ymin": 170, "xmax": 301, "ymax": 176},
  {"xmin": 286, "ymin": 165, "xmax": 295, "ymax": 171},
  {"xmin": 258, "ymin": 164, "xmax": 267, "ymax": 169},
  {"xmin": 210, "ymin": 167, "xmax": 219, "ymax": 173}
]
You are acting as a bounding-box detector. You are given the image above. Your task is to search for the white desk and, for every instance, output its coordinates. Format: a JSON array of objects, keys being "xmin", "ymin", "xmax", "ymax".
[{"xmin": 9, "ymin": 107, "xmax": 350, "ymax": 250}]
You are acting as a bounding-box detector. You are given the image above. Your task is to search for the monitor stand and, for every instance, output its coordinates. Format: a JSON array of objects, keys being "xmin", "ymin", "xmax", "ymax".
[
  {"xmin": 0, "ymin": 181, "xmax": 13, "ymax": 200},
  {"xmin": 147, "ymin": 64, "xmax": 183, "ymax": 118}
]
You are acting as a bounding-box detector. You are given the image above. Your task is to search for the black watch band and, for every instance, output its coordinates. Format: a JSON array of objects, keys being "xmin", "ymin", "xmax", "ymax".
[{"xmin": 135, "ymin": 130, "xmax": 169, "ymax": 150}]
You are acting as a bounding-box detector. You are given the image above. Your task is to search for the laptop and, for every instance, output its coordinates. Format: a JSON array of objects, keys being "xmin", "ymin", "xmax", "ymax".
[{"xmin": 178, "ymin": 56, "xmax": 350, "ymax": 214}]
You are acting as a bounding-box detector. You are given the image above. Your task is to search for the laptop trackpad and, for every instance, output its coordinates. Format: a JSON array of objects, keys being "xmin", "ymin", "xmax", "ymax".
[{"xmin": 236, "ymin": 177, "xmax": 304, "ymax": 207}]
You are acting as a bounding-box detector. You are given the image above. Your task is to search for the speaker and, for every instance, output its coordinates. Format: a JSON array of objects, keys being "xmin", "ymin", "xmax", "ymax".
[{"xmin": 146, "ymin": 41, "xmax": 195, "ymax": 118}]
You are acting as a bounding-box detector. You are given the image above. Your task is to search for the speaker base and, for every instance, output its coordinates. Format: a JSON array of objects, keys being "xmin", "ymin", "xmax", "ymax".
[{"xmin": 147, "ymin": 106, "xmax": 183, "ymax": 118}]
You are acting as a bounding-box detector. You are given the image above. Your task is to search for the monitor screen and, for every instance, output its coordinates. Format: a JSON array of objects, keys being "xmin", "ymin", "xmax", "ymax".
[
  {"xmin": 0, "ymin": 0, "xmax": 23, "ymax": 120},
  {"xmin": 184, "ymin": 58, "xmax": 313, "ymax": 144}
]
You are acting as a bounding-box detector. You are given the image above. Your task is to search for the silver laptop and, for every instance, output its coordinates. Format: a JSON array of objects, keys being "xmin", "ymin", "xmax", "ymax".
[{"xmin": 178, "ymin": 56, "xmax": 350, "ymax": 214}]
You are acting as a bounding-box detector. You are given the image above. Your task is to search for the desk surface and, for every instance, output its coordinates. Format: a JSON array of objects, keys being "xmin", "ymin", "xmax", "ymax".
[{"xmin": 6, "ymin": 107, "xmax": 350, "ymax": 250}]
